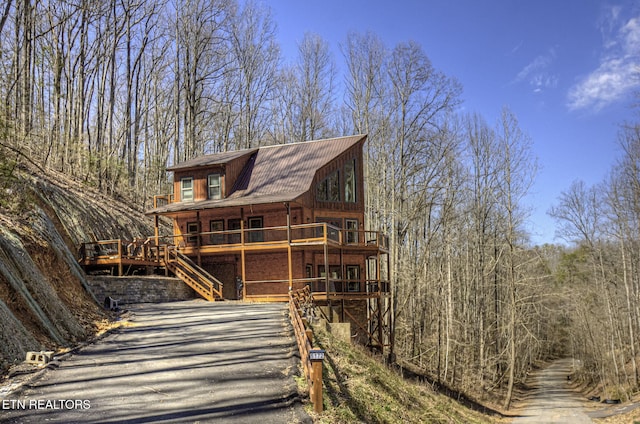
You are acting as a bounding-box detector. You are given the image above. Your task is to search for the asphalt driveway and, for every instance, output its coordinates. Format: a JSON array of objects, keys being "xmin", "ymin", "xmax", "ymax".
[{"xmin": 0, "ymin": 301, "xmax": 311, "ymax": 423}]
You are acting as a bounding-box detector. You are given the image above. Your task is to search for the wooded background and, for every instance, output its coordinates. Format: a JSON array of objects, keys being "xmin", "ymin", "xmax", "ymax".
[{"xmin": 1, "ymin": 0, "xmax": 639, "ymax": 408}]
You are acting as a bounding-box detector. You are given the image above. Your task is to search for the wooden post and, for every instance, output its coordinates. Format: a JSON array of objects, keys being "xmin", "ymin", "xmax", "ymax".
[
  {"xmin": 309, "ymin": 349, "xmax": 325, "ymax": 413},
  {"xmin": 288, "ymin": 245, "xmax": 293, "ymax": 292},
  {"xmin": 117, "ymin": 240, "xmax": 123, "ymax": 276},
  {"xmin": 324, "ymin": 233, "xmax": 332, "ymax": 323},
  {"xmin": 196, "ymin": 211, "xmax": 201, "ymax": 267},
  {"xmin": 240, "ymin": 208, "xmax": 246, "ymax": 300},
  {"xmin": 154, "ymin": 215, "xmax": 159, "ymax": 249},
  {"xmin": 287, "ymin": 204, "xmax": 293, "ymax": 292}
]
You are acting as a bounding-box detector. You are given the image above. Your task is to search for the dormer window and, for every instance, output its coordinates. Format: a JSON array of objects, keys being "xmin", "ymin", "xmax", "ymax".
[
  {"xmin": 181, "ymin": 177, "xmax": 193, "ymax": 202},
  {"xmin": 208, "ymin": 174, "xmax": 221, "ymax": 199}
]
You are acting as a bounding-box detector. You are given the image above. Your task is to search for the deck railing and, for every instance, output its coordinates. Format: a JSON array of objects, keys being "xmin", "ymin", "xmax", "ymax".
[
  {"xmin": 242, "ymin": 277, "xmax": 390, "ymax": 301},
  {"xmin": 79, "ymin": 230, "xmax": 390, "ymax": 298},
  {"xmin": 171, "ymin": 222, "xmax": 389, "ymax": 252},
  {"xmin": 82, "ymin": 223, "xmax": 388, "ymax": 253},
  {"xmin": 79, "ymin": 223, "xmax": 389, "ymax": 299},
  {"xmin": 79, "ymin": 238, "xmax": 164, "ymax": 263},
  {"xmin": 153, "ymin": 194, "xmax": 174, "ymax": 208}
]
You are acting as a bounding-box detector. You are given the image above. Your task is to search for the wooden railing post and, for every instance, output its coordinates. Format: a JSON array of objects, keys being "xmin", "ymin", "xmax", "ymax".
[
  {"xmin": 117, "ymin": 239, "xmax": 123, "ymax": 276},
  {"xmin": 309, "ymin": 349, "xmax": 325, "ymax": 413}
]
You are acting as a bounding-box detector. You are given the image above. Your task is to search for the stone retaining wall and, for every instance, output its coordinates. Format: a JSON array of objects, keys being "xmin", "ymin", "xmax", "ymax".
[{"xmin": 87, "ymin": 276, "xmax": 197, "ymax": 304}]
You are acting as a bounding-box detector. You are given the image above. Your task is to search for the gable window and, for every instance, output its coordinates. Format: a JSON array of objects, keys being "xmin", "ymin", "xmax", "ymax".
[
  {"xmin": 345, "ymin": 159, "xmax": 356, "ymax": 203},
  {"xmin": 208, "ymin": 174, "xmax": 221, "ymax": 199},
  {"xmin": 316, "ymin": 170, "xmax": 340, "ymax": 202},
  {"xmin": 181, "ymin": 177, "xmax": 193, "ymax": 202}
]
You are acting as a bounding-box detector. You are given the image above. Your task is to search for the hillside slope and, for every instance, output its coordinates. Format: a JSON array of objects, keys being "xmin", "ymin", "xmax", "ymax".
[
  {"xmin": 308, "ymin": 324, "xmax": 506, "ymax": 424},
  {"xmin": 0, "ymin": 163, "xmax": 157, "ymax": 372}
]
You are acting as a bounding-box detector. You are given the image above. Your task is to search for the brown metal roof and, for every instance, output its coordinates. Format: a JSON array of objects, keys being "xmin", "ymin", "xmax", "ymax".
[
  {"xmin": 167, "ymin": 148, "xmax": 258, "ymax": 171},
  {"xmin": 148, "ymin": 135, "xmax": 367, "ymax": 215}
]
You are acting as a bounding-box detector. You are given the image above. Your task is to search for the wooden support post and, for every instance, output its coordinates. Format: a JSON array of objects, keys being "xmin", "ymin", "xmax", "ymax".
[
  {"xmin": 377, "ymin": 296, "xmax": 383, "ymax": 348},
  {"xmin": 196, "ymin": 211, "xmax": 201, "ymax": 267},
  {"xmin": 288, "ymin": 244, "xmax": 293, "ymax": 292},
  {"xmin": 240, "ymin": 208, "xmax": 246, "ymax": 300},
  {"xmin": 286, "ymin": 203, "xmax": 293, "ymax": 291},
  {"xmin": 324, "ymin": 236, "xmax": 332, "ymax": 323},
  {"xmin": 339, "ymin": 246, "xmax": 344, "ymax": 322}
]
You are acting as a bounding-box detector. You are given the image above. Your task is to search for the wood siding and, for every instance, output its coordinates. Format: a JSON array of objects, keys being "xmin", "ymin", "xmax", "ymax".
[
  {"xmin": 172, "ymin": 152, "xmax": 255, "ymax": 202},
  {"xmin": 306, "ymin": 142, "xmax": 365, "ymax": 215}
]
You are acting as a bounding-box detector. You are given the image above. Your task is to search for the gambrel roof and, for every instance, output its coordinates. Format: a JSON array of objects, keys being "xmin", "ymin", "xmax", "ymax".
[{"xmin": 147, "ymin": 134, "xmax": 366, "ymax": 215}]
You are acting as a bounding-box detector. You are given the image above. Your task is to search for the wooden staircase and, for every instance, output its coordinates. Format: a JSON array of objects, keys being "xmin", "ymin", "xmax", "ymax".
[{"xmin": 164, "ymin": 248, "xmax": 224, "ymax": 301}]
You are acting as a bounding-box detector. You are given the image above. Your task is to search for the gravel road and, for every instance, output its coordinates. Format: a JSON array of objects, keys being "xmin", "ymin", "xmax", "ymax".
[
  {"xmin": 0, "ymin": 300, "xmax": 311, "ymax": 423},
  {"xmin": 511, "ymin": 358, "xmax": 593, "ymax": 424}
]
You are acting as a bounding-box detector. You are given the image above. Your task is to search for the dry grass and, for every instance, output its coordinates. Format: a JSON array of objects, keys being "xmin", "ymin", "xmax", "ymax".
[
  {"xmin": 94, "ymin": 316, "xmax": 137, "ymax": 338},
  {"xmin": 302, "ymin": 324, "xmax": 506, "ymax": 424}
]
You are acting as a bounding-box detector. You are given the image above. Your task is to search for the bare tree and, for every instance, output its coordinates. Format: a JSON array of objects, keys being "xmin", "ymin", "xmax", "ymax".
[
  {"xmin": 172, "ymin": 0, "xmax": 231, "ymax": 162},
  {"xmin": 495, "ymin": 107, "xmax": 538, "ymax": 409},
  {"xmin": 0, "ymin": 0, "xmax": 13, "ymax": 38},
  {"xmin": 226, "ymin": 0, "xmax": 279, "ymax": 148},
  {"xmin": 293, "ymin": 32, "xmax": 337, "ymax": 142}
]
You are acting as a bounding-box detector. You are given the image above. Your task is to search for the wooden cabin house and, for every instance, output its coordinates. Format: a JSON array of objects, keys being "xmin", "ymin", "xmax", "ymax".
[{"xmin": 147, "ymin": 134, "xmax": 391, "ymax": 348}]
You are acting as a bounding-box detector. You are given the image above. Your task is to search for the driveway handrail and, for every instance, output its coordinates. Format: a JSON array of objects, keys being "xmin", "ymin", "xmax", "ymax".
[{"xmin": 289, "ymin": 286, "xmax": 323, "ymax": 413}]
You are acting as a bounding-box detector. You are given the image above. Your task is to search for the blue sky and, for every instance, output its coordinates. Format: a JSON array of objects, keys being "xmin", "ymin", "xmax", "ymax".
[{"xmin": 267, "ymin": 0, "xmax": 640, "ymax": 245}]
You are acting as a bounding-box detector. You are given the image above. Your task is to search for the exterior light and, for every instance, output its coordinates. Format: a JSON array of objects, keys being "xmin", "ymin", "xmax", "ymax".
[{"xmin": 309, "ymin": 349, "xmax": 325, "ymax": 361}]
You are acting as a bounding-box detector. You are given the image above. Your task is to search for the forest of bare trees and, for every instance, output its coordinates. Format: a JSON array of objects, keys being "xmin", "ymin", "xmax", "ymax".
[{"xmin": 1, "ymin": 0, "xmax": 639, "ymax": 408}]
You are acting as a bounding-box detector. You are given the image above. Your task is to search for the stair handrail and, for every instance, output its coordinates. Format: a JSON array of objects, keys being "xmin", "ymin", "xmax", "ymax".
[{"xmin": 165, "ymin": 247, "xmax": 224, "ymax": 299}]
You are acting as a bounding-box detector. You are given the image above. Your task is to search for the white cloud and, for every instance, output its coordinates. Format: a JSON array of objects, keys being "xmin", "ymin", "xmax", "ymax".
[
  {"xmin": 567, "ymin": 59, "xmax": 638, "ymax": 111},
  {"xmin": 621, "ymin": 17, "xmax": 640, "ymax": 54},
  {"xmin": 567, "ymin": 11, "xmax": 640, "ymax": 112},
  {"xmin": 514, "ymin": 48, "xmax": 558, "ymax": 93}
]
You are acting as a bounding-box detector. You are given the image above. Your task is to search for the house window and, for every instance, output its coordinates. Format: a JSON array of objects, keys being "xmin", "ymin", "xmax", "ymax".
[
  {"xmin": 346, "ymin": 219, "xmax": 358, "ymax": 244},
  {"xmin": 347, "ymin": 265, "xmax": 360, "ymax": 292},
  {"xmin": 186, "ymin": 222, "xmax": 199, "ymax": 244},
  {"xmin": 228, "ymin": 219, "xmax": 241, "ymax": 244},
  {"xmin": 209, "ymin": 220, "xmax": 224, "ymax": 245},
  {"xmin": 319, "ymin": 265, "xmax": 342, "ymax": 292},
  {"xmin": 316, "ymin": 170, "xmax": 340, "ymax": 202},
  {"xmin": 318, "ymin": 265, "xmax": 341, "ymax": 279},
  {"xmin": 248, "ymin": 217, "xmax": 264, "ymax": 243},
  {"xmin": 181, "ymin": 177, "xmax": 193, "ymax": 202},
  {"xmin": 345, "ymin": 159, "xmax": 356, "ymax": 203},
  {"xmin": 208, "ymin": 174, "xmax": 221, "ymax": 199}
]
